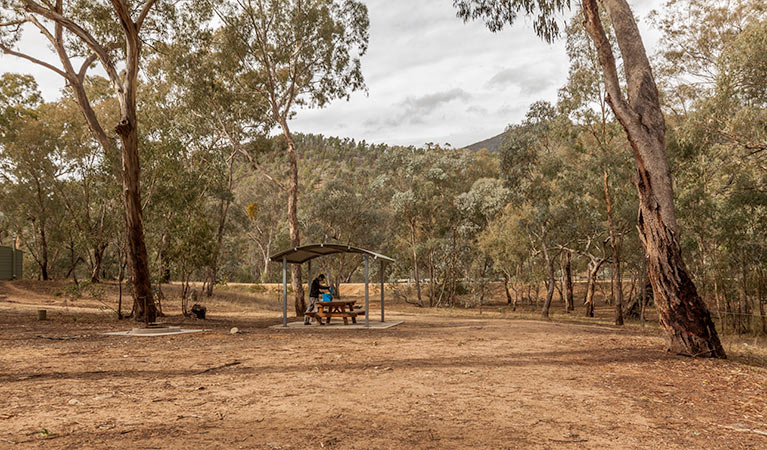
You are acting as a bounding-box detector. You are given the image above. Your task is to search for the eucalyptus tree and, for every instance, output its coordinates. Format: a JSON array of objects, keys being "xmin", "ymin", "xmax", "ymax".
[
  {"xmin": 654, "ymin": 0, "xmax": 766, "ymax": 333},
  {"xmin": 148, "ymin": 26, "xmax": 272, "ymax": 295},
  {"xmin": 557, "ymin": 10, "xmax": 639, "ymax": 324},
  {"xmin": 54, "ymin": 81, "xmax": 121, "ymax": 283},
  {"xmin": 456, "ymin": 0, "xmax": 725, "ymax": 356},
  {"xmin": 1, "ymin": 74, "xmax": 119, "ymax": 281},
  {"xmin": 650, "ymin": 0, "xmax": 765, "ymax": 115},
  {"xmin": 1, "ymin": 76, "xmax": 54, "ymax": 279},
  {"xmin": 478, "ymin": 205, "xmax": 532, "ymax": 310},
  {"xmin": 456, "ymin": 176, "xmax": 509, "ymax": 305},
  {"xmin": 497, "ymin": 102, "xmax": 575, "ymax": 318},
  {"xmin": 0, "ymin": 0, "xmax": 200, "ymax": 321},
  {"xmin": 0, "ymin": 100, "xmax": 69, "ymax": 279},
  {"xmin": 240, "ymin": 174, "xmax": 286, "ymax": 282},
  {"xmin": 303, "ymin": 176, "xmax": 386, "ymax": 296},
  {"xmin": 419, "ymin": 148, "xmax": 485, "ymax": 307},
  {"xmin": 134, "ymin": 70, "xmax": 223, "ymax": 296},
  {"xmin": 681, "ymin": 19, "xmax": 767, "ymax": 165},
  {"xmin": 652, "ymin": 0, "xmax": 765, "ymax": 170},
  {"xmin": 387, "ymin": 147, "xmax": 431, "ymax": 306},
  {"xmin": 0, "ymin": 73, "xmax": 40, "ymax": 131},
  {"xmin": 213, "ymin": 0, "xmax": 369, "ymax": 315}
]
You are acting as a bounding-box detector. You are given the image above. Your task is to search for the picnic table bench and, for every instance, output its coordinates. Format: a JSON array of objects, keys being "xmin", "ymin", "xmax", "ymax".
[{"xmin": 306, "ymin": 299, "xmax": 365, "ymax": 325}]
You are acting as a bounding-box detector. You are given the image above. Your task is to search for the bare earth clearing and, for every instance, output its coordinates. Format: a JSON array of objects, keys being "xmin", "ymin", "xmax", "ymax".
[{"xmin": 1, "ymin": 280, "xmax": 766, "ymax": 449}]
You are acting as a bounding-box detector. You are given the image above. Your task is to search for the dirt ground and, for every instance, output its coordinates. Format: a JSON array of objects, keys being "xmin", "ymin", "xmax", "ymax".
[{"xmin": 1, "ymin": 280, "xmax": 767, "ymax": 449}]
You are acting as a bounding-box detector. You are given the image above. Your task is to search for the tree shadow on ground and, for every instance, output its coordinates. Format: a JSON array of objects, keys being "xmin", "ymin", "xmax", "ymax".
[{"xmin": 0, "ymin": 346, "xmax": 686, "ymax": 383}]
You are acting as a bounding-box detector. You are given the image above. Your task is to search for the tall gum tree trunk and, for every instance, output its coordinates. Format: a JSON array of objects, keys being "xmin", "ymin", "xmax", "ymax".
[
  {"xmin": 503, "ymin": 272, "xmax": 513, "ymax": 305},
  {"xmin": 39, "ymin": 222, "xmax": 49, "ymax": 281},
  {"xmin": 116, "ymin": 110, "xmax": 155, "ymax": 322},
  {"xmin": 582, "ymin": 0, "xmax": 725, "ymax": 357},
  {"xmin": 565, "ymin": 250, "xmax": 574, "ymax": 312},
  {"xmin": 541, "ymin": 229, "xmax": 556, "ymax": 318},
  {"xmin": 281, "ymin": 123, "xmax": 305, "ymax": 316},
  {"xmin": 90, "ymin": 242, "xmax": 107, "ymax": 282},
  {"xmin": 584, "ymin": 258, "xmax": 606, "ymax": 318},
  {"xmin": 114, "ymin": 29, "xmax": 155, "ymax": 323}
]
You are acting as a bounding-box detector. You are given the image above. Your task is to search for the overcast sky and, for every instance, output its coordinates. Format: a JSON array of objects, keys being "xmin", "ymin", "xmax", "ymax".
[{"xmin": 0, "ymin": 0, "xmax": 664, "ymax": 148}]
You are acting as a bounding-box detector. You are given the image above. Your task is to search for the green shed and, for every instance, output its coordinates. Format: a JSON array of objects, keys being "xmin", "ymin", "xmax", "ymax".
[{"xmin": 0, "ymin": 245, "xmax": 23, "ymax": 280}]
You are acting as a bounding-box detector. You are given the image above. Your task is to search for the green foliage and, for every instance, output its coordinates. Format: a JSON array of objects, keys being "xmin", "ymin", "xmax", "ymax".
[
  {"xmin": 453, "ymin": 0, "xmax": 571, "ymax": 43},
  {"xmin": 0, "ymin": 73, "xmax": 41, "ymax": 133},
  {"xmin": 216, "ymin": 0, "xmax": 369, "ymax": 113}
]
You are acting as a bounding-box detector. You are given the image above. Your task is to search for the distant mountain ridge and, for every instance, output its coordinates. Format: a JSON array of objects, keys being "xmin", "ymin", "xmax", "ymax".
[{"xmin": 463, "ymin": 131, "xmax": 507, "ymax": 153}]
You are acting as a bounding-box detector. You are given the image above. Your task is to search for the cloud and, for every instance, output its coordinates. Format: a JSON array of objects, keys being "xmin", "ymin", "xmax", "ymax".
[
  {"xmin": 467, "ymin": 105, "xmax": 488, "ymax": 114},
  {"xmin": 363, "ymin": 88, "xmax": 472, "ymax": 131},
  {"xmin": 486, "ymin": 67, "xmax": 555, "ymax": 95},
  {"xmin": 400, "ymin": 88, "xmax": 471, "ymax": 116}
]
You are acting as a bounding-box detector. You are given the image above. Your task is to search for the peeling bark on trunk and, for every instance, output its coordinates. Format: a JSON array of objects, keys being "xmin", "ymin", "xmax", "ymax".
[
  {"xmin": 584, "ymin": 258, "xmax": 606, "ymax": 318},
  {"xmin": 90, "ymin": 242, "xmax": 107, "ymax": 283},
  {"xmin": 565, "ymin": 250, "xmax": 574, "ymax": 312},
  {"xmin": 116, "ymin": 113, "xmax": 155, "ymax": 322},
  {"xmin": 581, "ymin": 0, "xmax": 725, "ymax": 357}
]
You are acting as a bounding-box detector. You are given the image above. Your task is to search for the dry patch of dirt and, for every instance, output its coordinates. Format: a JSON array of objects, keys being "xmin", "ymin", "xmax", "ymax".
[{"xmin": 1, "ymin": 280, "xmax": 766, "ymax": 449}]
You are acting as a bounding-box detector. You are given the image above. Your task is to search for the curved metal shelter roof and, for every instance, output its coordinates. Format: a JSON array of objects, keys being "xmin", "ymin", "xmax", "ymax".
[{"xmin": 269, "ymin": 243, "xmax": 395, "ymax": 265}]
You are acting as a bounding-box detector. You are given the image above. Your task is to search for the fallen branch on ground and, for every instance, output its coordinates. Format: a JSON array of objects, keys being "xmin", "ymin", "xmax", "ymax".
[{"xmin": 196, "ymin": 361, "xmax": 241, "ymax": 375}]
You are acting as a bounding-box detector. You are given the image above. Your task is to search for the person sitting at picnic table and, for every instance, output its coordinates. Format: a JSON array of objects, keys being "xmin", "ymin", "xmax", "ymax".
[{"xmin": 305, "ymin": 274, "xmax": 331, "ymax": 325}]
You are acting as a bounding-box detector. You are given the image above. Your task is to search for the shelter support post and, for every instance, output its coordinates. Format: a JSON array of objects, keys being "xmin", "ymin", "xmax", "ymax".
[
  {"xmin": 282, "ymin": 257, "xmax": 287, "ymax": 327},
  {"xmin": 380, "ymin": 260, "xmax": 385, "ymax": 322},
  {"xmin": 365, "ymin": 255, "xmax": 369, "ymax": 327},
  {"xmin": 307, "ymin": 260, "xmax": 312, "ymax": 297}
]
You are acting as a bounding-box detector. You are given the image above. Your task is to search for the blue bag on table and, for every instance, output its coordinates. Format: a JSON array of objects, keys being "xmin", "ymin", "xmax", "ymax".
[{"xmin": 322, "ymin": 293, "xmax": 332, "ymax": 302}]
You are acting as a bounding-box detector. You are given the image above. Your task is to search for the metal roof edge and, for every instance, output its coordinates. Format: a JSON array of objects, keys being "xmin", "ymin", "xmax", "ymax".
[{"xmin": 269, "ymin": 243, "xmax": 395, "ymax": 264}]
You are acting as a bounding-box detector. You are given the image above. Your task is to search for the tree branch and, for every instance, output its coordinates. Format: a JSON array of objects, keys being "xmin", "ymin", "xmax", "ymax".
[
  {"xmin": 580, "ymin": 0, "xmax": 635, "ymax": 126},
  {"xmin": 22, "ymin": 0, "xmax": 121, "ymax": 84},
  {"xmin": 0, "ymin": 44, "xmax": 69, "ymax": 79},
  {"xmin": 136, "ymin": 0, "xmax": 159, "ymax": 31}
]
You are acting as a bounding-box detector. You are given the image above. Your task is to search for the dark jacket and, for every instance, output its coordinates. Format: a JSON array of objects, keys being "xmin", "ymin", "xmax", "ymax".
[{"xmin": 310, "ymin": 278, "xmax": 329, "ymax": 298}]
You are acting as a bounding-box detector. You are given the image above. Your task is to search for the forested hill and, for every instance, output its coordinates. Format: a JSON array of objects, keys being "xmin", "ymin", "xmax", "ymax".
[
  {"xmin": 295, "ymin": 131, "xmax": 508, "ymax": 158},
  {"xmin": 464, "ymin": 131, "xmax": 507, "ymax": 153},
  {"xmin": 293, "ymin": 133, "xmax": 391, "ymax": 163}
]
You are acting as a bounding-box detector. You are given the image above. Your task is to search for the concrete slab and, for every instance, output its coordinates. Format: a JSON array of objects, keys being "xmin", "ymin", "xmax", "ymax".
[{"xmin": 270, "ymin": 320, "xmax": 403, "ymax": 330}]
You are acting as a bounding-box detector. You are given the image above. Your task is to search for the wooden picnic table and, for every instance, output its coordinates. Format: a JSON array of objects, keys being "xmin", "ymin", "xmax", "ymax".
[{"xmin": 312, "ymin": 299, "xmax": 364, "ymax": 325}]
